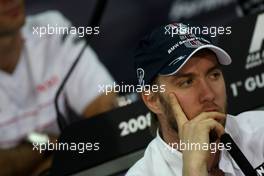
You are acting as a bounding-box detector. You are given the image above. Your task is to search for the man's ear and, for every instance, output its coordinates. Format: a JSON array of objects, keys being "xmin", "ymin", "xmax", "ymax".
[{"xmin": 141, "ymin": 92, "xmax": 162, "ymax": 114}]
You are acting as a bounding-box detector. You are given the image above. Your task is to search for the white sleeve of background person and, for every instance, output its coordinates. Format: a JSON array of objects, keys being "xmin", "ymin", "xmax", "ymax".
[
  {"xmin": 65, "ymin": 44, "xmax": 114, "ymax": 114},
  {"xmin": 32, "ymin": 10, "xmax": 114, "ymax": 114},
  {"xmin": 58, "ymin": 28, "xmax": 115, "ymax": 115}
]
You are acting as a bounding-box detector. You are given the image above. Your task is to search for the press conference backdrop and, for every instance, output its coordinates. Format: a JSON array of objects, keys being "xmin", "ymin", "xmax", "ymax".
[{"xmin": 217, "ymin": 11, "xmax": 264, "ymax": 114}]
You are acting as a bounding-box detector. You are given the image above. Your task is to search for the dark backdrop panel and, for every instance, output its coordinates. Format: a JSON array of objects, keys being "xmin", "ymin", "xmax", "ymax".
[
  {"xmin": 25, "ymin": 0, "xmax": 174, "ymax": 86},
  {"xmin": 217, "ymin": 11, "xmax": 264, "ymax": 114}
]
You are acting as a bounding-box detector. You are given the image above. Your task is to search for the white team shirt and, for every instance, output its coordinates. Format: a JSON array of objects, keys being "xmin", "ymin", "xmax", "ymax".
[
  {"xmin": 126, "ymin": 111, "xmax": 264, "ymax": 176},
  {"xmin": 0, "ymin": 11, "xmax": 114, "ymax": 149}
]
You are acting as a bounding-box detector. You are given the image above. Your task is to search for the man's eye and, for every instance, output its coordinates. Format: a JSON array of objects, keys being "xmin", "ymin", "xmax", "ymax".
[
  {"xmin": 210, "ymin": 71, "xmax": 221, "ymax": 80},
  {"xmin": 179, "ymin": 78, "xmax": 193, "ymax": 87}
]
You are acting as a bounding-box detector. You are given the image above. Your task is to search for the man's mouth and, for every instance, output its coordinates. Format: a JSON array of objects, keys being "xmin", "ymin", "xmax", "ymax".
[
  {"xmin": 204, "ymin": 108, "xmax": 219, "ymax": 112},
  {"xmin": 202, "ymin": 103, "xmax": 222, "ymax": 113}
]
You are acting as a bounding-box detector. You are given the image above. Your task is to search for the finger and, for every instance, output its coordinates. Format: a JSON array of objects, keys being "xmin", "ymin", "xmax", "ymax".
[
  {"xmin": 193, "ymin": 111, "xmax": 226, "ymax": 123},
  {"xmin": 202, "ymin": 119, "xmax": 225, "ymax": 138},
  {"xmin": 168, "ymin": 92, "xmax": 188, "ymax": 129}
]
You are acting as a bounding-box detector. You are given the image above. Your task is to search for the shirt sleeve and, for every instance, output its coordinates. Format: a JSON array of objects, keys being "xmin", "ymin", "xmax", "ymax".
[
  {"xmin": 26, "ymin": 10, "xmax": 114, "ymax": 115},
  {"xmin": 64, "ymin": 44, "xmax": 114, "ymax": 114},
  {"xmin": 47, "ymin": 15, "xmax": 115, "ymax": 115}
]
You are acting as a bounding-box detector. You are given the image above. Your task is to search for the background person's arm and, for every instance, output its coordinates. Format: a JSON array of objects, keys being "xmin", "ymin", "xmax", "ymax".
[
  {"xmin": 0, "ymin": 143, "xmax": 47, "ymax": 176},
  {"xmin": 0, "ymin": 135, "xmax": 57, "ymax": 176},
  {"xmin": 82, "ymin": 92, "xmax": 117, "ymax": 118}
]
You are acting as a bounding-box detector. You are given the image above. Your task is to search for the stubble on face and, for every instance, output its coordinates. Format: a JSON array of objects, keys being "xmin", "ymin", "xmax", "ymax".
[{"xmin": 157, "ymin": 92, "xmax": 178, "ymax": 132}]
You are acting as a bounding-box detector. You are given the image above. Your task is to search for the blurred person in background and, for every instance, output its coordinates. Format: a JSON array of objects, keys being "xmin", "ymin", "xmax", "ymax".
[{"xmin": 0, "ymin": 0, "xmax": 117, "ymax": 175}]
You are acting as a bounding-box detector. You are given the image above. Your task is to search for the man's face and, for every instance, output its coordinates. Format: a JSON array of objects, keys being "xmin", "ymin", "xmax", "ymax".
[
  {"xmin": 157, "ymin": 52, "xmax": 227, "ymax": 127},
  {"xmin": 0, "ymin": 0, "xmax": 25, "ymax": 35}
]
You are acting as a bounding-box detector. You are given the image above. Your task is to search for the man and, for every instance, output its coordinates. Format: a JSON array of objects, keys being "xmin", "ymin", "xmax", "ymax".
[
  {"xmin": 0, "ymin": 0, "xmax": 116, "ymax": 175},
  {"xmin": 126, "ymin": 23, "xmax": 264, "ymax": 175}
]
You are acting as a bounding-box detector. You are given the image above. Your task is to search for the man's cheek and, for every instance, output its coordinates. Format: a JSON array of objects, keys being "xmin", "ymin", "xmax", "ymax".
[
  {"xmin": 215, "ymin": 87, "xmax": 227, "ymax": 113},
  {"xmin": 173, "ymin": 94, "xmax": 195, "ymax": 120}
]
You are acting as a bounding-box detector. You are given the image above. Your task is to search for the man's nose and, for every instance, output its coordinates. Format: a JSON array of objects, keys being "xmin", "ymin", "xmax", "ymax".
[{"xmin": 198, "ymin": 79, "xmax": 216, "ymax": 102}]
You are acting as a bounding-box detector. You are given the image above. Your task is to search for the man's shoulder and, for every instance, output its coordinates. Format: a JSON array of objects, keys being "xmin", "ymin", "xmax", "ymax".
[
  {"xmin": 223, "ymin": 110, "xmax": 264, "ymax": 171},
  {"xmin": 236, "ymin": 110, "xmax": 264, "ymax": 118},
  {"xmin": 228, "ymin": 110, "xmax": 264, "ymax": 127},
  {"xmin": 226, "ymin": 110, "xmax": 264, "ymax": 144},
  {"xmin": 126, "ymin": 138, "xmax": 159, "ymax": 176},
  {"xmin": 126, "ymin": 157, "xmax": 146, "ymax": 176}
]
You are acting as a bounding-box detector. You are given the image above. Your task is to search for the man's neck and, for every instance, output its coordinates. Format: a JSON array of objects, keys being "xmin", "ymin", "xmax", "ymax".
[
  {"xmin": 0, "ymin": 32, "xmax": 23, "ymax": 74},
  {"xmin": 159, "ymin": 121, "xmax": 180, "ymax": 149}
]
